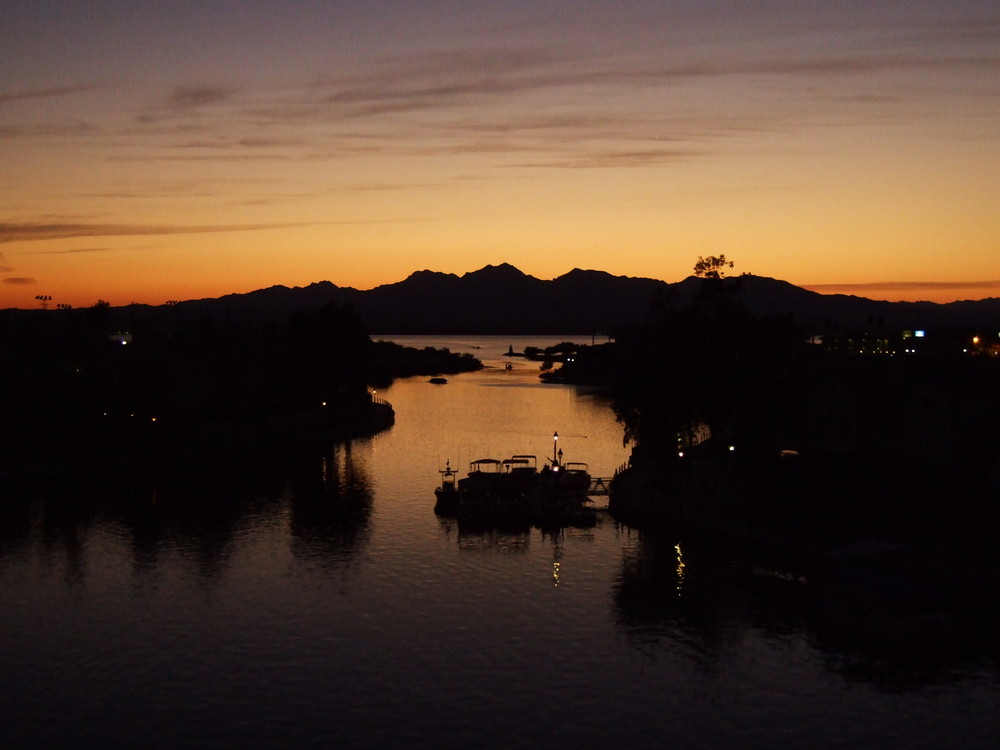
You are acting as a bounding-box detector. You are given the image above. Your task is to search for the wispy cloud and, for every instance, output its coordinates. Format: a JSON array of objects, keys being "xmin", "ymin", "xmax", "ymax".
[
  {"xmin": 635, "ymin": 54, "xmax": 1000, "ymax": 81},
  {"xmin": 292, "ymin": 42, "xmax": 1000, "ymax": 124},
  {"xmin": 806, "ymin": 280, "xmax": 1000, "ymax": 293},
  {"xmin": 2, "ymin": 276, "xmax": 36, "ymax": 285},
  {"xmin": 803, "ymin": 280, "xmax": 1000, "ymax": 301},
  {"xmin": 22, "ymin": 246, "xmax": 110, "ymax": 255},
  {"xmin": 166, "ymin": 85, "xmax": 238, "ymax": 109},
  {"xmin": 897, "ymin": 14, "xmax": 1000, "ymax": 48},
  {"xmin": 133, "ymin": 84, "xmax": 241, "ymax": 127},
  {"xmin": 0, "ymin": 217, "xmax": 422, "ymax": 244},
  {"xmin": 0, "ymin": 84, "xmax": 97, "ymax": 105},
  {"xmin": 510, "ymin": 146, "xmax": 701, "ymax": 170},
  {"xmin": 216, "ymin": 38, "xmax": 996, "ymax": 169},
  {"xmin": 0, "ymin": 120, "xmax": 99, "ymax": 139},
  {"xmin": 89, "ymin": 20, "xmax": 996, "ymax": 172},
  {"xmin": 0, "ymin": 221, "xmax": 303, "ymax": 243}
]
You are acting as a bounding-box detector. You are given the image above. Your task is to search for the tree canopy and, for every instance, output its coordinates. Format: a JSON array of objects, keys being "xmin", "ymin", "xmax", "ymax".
[{"xmin": 693, "ymin": 255, "xmax": 734, "ymax": 279}]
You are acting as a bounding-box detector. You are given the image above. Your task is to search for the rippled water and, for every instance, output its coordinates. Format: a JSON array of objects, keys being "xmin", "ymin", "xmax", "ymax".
[{"xmin": 1, "ymin": 336, "xmax": 998, "ymax": 749}]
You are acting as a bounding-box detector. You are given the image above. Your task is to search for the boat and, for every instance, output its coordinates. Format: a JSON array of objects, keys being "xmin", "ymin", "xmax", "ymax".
[
  {"xmin": 453, "ymin": 458, "xmax": 522, "ymax": 525},
  {"xmin": 501, "ymin": 454, "xmax": 538, "ymax": 492},
  {"xmin": 555, "ymin": 461, "xmax": 591, "ymax": 494},
  {"xmin": 433, "ymin": 433, "xmax": 594, "ymax": 528},
  {"xmin": 429, "ymin": 377, "xmax": 448, "ymax": 385},
  {"xmin": 433, "ymin": 460, "xmax": 460, "ymax": 515}
]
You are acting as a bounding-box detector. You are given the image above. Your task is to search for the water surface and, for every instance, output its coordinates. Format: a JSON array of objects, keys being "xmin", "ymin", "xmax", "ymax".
[{"xmin": 2, "ymin": 336, "xmax": 997, "ymax": 749}]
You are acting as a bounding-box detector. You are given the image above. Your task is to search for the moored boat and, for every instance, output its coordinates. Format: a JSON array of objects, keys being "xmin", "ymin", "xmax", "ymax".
[
  {"xmin": 454, "ymin": 457, "xmax": 527, "ymax": 526},
  {"xmin": 434, "ymin": 433, "xmax": 595, "ymax": 529},
  {"xmin": 434, "ymin": 460, "xmax": 460, "ymax": 515}
]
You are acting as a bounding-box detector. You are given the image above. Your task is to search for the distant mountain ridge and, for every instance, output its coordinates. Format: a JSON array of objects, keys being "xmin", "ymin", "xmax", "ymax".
[
  {"xmin": 12, "ymin": 264, "xmax": 1000, "ymax": 335},
  {"xmin": 160, "ymin": 263, "xmax": 673, "ymax": 334},
  {"xmin": 354, "ymin": 264, "xmax": 669, "ymax": 334}
]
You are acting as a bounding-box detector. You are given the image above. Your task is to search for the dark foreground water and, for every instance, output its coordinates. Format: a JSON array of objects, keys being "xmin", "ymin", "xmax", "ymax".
[{"xmin": 2, "ymin": 336, "xmax": 997, "ymax": 749}]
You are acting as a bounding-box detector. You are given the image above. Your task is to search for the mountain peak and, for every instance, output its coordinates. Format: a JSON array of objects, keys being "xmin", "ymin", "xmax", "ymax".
[
  {"xmin": 462, "ymin": 263, "xmax": 530, "ymax": 280},
  {"xmin": 400, "ymin": 269, "xmax": 458, "ymax": 284},
  {"xmin": 50, "ymin": 265, "xmax": 1000, "ymax": 335},
  {"xmin": 558, "ymin": 268, "xmax": 613, "ymax": 281}
]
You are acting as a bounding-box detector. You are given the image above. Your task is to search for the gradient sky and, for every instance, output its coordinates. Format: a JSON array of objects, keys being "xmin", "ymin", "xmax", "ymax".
[{"xmin": 2, "ymin": 1, "xmax": 998, "ymax": 308}]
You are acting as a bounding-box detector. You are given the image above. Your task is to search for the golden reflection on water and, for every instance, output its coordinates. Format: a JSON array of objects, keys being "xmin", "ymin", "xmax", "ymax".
[
  {"xmin": 4, "ymin": 335, "xmax": 1000, "ymax": 748},
  {"xmin": 675, "ymin": 542, "xmax": 686, "ymax": 597}
]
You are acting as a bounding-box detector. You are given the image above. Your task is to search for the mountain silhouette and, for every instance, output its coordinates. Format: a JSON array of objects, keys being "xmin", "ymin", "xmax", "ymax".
[
  {"xmin": 15, "ymin": 265, "xmax": 999, "ymax": 335},
  {"xmin": 353, "ymin": 264, "xmax": 667, "ymax": 333}
]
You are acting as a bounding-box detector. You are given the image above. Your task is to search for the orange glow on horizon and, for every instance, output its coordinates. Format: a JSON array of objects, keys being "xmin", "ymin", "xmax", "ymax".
[{"xmin": 2, "ymin": 4, "xmax": 998, "ymax": 310}]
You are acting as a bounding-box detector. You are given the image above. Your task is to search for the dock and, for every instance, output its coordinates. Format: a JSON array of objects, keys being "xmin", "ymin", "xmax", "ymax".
[{"xmin": 587, "ymin": 477, "xmax": 613, "ymax": 496}]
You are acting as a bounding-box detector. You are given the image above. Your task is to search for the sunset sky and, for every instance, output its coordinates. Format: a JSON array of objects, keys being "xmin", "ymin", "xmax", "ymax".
[{"xmin": 2, "ymin": 1, "xmax": 998, "ymax": 309}]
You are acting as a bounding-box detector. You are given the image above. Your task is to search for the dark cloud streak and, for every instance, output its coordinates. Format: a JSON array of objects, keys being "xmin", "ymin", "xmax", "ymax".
[
  {"xmin": 0, "ymin": 222, "xmax": 303, "ymax": 243},
  {"xmin": 0, "ymin": 84, "xmax": 98, "ymax": 105},
  {"xmin": 22, "ymin": 246, "xmax": 110, "ymax": 255},
  {"xmin": 806, "ymin": 280, "xmax": 1000, "ymax": 293},
  {"xmin": 511, "ymin": 147, "xmax": 703, "ymax": 170},
  {"xmin": 166, "ymin": 85, "xmax": 239, "ymax": 109},
  {"xmin": 109, "ymin": 28, "xmax": 997, "ymax": 170},
  {"xmin": 302, "ymin": 45, "xmax": 1000, "ymax": 120},
  {"xmin": 0, "ymin": 120, "xmax": 99, "ymax": 139}
]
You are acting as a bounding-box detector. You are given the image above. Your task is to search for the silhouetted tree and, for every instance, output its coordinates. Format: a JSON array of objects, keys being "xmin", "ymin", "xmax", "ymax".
[
  {"xmin": 611, "ymin": 257, "xmax": 804, "ymax": 463},
  {"xmin": 286, "ymin": 302, "xmax": 371, "ymax": 408},
  {"xmin": 693, "ymin": 255, "xmax": 734, "ymax": 279}
]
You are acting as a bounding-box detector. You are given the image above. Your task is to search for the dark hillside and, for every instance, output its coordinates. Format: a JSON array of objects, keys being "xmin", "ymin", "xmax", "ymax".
[{"xmin": 5, "ymin": 265, "xmax": 999, "ymax": 336}]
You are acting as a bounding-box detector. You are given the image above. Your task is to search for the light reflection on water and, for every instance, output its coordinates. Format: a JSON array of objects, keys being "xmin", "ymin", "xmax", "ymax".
[{"xmin": 1, "ymin": 336, "xmax": 998, "ymax": 749}]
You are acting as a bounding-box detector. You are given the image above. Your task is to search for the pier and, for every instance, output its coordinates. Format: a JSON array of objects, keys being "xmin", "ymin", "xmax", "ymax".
[{"xmin": 587, "ymin": 477, "xmax": 613, "ymax": 496}]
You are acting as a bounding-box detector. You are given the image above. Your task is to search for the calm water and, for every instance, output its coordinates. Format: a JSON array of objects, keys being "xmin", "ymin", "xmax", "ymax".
[{"xmin": 1, "ymin": 336, "xmax": 997, "ymax": 749}]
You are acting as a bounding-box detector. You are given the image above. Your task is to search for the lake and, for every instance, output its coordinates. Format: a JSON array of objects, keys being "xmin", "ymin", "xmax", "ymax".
[{"xmin": 1, "ymin": 335, "xmax": 997, "ymax": 749}]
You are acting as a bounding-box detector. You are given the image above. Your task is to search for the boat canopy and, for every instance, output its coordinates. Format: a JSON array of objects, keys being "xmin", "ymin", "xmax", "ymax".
[
  {"xmin": 469, "ymin": 458, "xmax": 502, "ymax": 471},
  {"xmin": 502, "ymin": 455, "xmax": 537, "ymax": 472}
]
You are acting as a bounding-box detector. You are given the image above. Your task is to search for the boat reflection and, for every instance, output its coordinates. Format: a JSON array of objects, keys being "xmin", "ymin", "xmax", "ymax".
[{"xmin": 441, "ymin": 519, "xmax": 532, "ymax": 554}]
